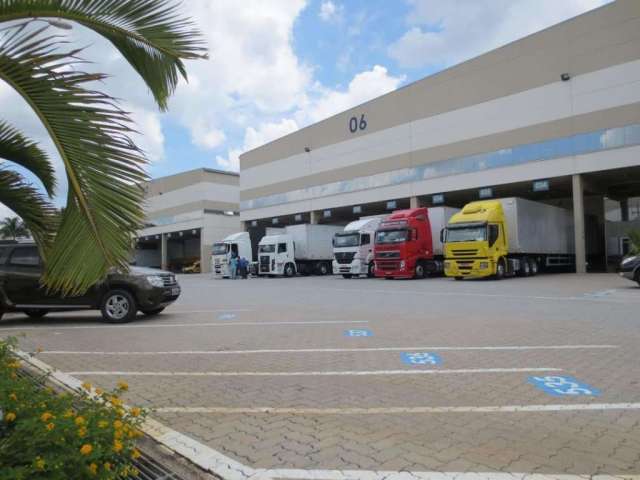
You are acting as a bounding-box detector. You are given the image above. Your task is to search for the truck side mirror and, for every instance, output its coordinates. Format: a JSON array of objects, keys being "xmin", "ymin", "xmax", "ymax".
[{"xmin": 440, "ymin": 229, "xmax": 445, "ymax": 243}]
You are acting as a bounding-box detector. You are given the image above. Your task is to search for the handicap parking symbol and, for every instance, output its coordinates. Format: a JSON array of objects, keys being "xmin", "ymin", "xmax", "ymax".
[
  {"xmin": 218, "ymin": 313, "xmax": 236, "ymax": 321},
  {"xmin": 401, "ymin": 352, "xmax": 442, "ymax": 366},
  {"xmin": 528, "ymin": 375, "xmax": 600, "ymax": 397},
  {"xmin": 344, "ymin": 329, "xmax": 372, "ymax": 337}
]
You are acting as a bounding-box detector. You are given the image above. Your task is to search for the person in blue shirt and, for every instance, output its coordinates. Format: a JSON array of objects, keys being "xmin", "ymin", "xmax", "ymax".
[{"xmin": 229, "ymin": 251, "xmax": 238, "ymax": 279}]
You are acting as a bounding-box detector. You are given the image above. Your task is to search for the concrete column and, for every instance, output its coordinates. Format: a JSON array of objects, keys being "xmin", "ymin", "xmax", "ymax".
[
  {"xmin": 160, "ymin": 233, "xmax": 168, "ymax": 271},
  {"xmin": 572, "ymin": 174, "xmax": 587, "ymax": 274},
  {"xmin": 310, "ymin": 211, "xmax": 318, "ymax": 224},
  {"xmin": 410, "ymin": 196, "xmax": 420, "ymax": 209}
]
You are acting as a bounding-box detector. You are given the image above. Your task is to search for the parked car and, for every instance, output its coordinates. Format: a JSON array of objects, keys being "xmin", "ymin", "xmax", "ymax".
[
  {"xmin": 0, "ymin": 243, "xmax": 181, "ymax": 323},
  {"xmin": 619, "ymin": 254, "xmax": 640, "ymax": 286}
]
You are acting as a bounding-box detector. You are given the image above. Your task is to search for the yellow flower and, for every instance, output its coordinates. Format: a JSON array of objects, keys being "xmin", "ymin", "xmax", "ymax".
[
  {"xmin": 81, "ymin": 382, "xmax": 92, "ymax": 391},
  {"xmin": 40, "ymin": 412, "xmax": 54, "ymax": 422},
  {"xmin": 98, "ymin": 420, "xmax": 109, "ymax": 428},
  {"xmin": 9, "ymin": 393, "xmax": 17, "ymax": 401},
  {"xmin": 130, "ymin": 407, "xmax": 141, "ymax": 417},
  {"xmin": 113, "ymin": 439, "xmax": 123, "ymax": 453},
  {"xmin": 78, "ymin": 427, "xmax": 87, "ymax": 438},
  {"xmin": 117, "ymin": 381, "xmax": 129, "ymax": 391},
  {"xmin": 113, "ymin": 420, "xmax": 123, "ymax": 430},
  {"xmin": 103, "ymin": 462, "xmax": 112, "ymax": 471},
  {"xmin": 45, "ymin": 423, "xmax": 55, "ymax": 431},
  {"xmin": 131, "ymin": 448, "xmax": 141, "ymax": 459},
  {"xmin": 80, "ymin": 444, "xmax": 93, "ymax": 455},
  {"xmin": 116, "ymin": 408, "xmax": 125, "ymax": 417},
  {"xmin": 5, "ymin": 412, "xmax": 16, "ymax": 422},
  {"xmin": 110, "ymin": 396, "xmax": 123, "ymax": 407},
  {"xmin": 75, "ymin": 416, "xmax": 85, "ymax": 426},
  {"xmin": 88, "ymin": 463, "xmax": 98, "ymax": 475},
  {"xmin": 35, "ymin": 457, "xmax": 45, "ymax": 471},
  {"xmin": 95, "ymin": 388, "xmax": 104, "ymax": 395},
  {"xmin": 114, "ymin": 429, "xmax": 123, "ymax": 439},
  {"xmin": 6, "ymin": 361, "xmax": 20, "ymax": 369}
]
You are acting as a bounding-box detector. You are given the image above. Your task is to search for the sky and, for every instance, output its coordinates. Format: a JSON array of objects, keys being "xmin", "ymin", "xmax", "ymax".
[{"xmin": 0, "ymin": 0, "xmax": 611, "ymax": 218}]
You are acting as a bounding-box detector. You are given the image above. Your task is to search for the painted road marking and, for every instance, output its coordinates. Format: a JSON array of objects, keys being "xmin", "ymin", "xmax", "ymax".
[
  {"xmin": 39, "ymin": 344, "xmax": 618, "ymax": 355},
  {"xmin": 154, "ymin": 402, "xmax": 640, "ymax": 414},
  {"xmin": 529, "ymin": 375, "xmax": 601, "ymax": 397},
  {"xmin": 344, "ymin": 329, "xmax": 372, "ymax": 337},
  {"xmin": 583, "ymin": 289, "xmax": 617, "ymax": 298},
  {"xmin": 65, "ymin": 367, "xmax": 561, "ymax": 377},
  {"xmin": 217, "ymin": 313, "xmax": 237, "ymax": 320},
  {"xmin": 0, "ymin": 320, "xmax": 369, "ymax": 331},
  {"xmin": 401, "ymin": 352, "xmax": 442, "ymax": 366}
]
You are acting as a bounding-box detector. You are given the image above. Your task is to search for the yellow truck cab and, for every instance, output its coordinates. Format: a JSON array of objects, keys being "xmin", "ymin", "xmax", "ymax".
[{"xmin": 443, "ymin": 197, "xmax": 574, "ymax": 280}]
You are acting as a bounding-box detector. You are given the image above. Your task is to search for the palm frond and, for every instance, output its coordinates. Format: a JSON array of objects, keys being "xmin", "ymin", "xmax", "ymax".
[
  {"xmin": 0, "ymin": 120, "xmax": 55, "ymax": 195},
  {"xmin": 0, "ymin": 167, "xmax": 55, "ymax": 247},
  {"xmin": 0, "ymin": 23, "xmax": 147, "ymax": 295},
  {"xmin": 0, "ymin": 0, "xmax": 207, "ymax": 110}
]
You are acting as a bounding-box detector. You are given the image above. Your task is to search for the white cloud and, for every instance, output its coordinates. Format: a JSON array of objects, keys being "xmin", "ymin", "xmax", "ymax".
[
  {"xmin": 128, "ymin": 105, "xmax": 165, "ymax": 164},
  {"xmin": 319, "ymin": 1, "xmax": 342, "ymax": 22},
  {"xmin": 389, "ymin": 0, "xmax": 610, "ymax": 69}
]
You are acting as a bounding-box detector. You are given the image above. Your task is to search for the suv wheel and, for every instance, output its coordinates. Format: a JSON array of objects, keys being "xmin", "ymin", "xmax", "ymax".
[
  {"xmin": 101, "ymin": 289, "xmax": 137, "ymax": 323},
  {"xmin": 24, "ymin": 309, "xmax": 49, "ymax": 318},
  {"xmin": 141, "ymin": 307, "xmax": 165, "ymax": 316}
]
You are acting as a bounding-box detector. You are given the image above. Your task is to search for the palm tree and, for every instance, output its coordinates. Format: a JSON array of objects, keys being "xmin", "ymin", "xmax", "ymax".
[
  {"xmin": 0, "ymin": 1, "xmax": 206, "ymax": 294},
  {"xmin": 0, "ymin": 216, "xmax": 28, "ymax": 240}
]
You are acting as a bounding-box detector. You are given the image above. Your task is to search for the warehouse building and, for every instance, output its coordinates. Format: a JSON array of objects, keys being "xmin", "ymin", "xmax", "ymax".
[
  {"xmin": 135, "ymin": 168, "xmax": 240, "ymax": 273},
  {"xmin": 240, "ymin": 0, "xmax": 640, "ymax": 273}
]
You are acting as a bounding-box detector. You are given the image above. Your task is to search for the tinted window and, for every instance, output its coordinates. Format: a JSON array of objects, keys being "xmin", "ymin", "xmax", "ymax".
[
  {"xmin": 0, "ymin": 247, "xmax": 10, "ymax": 264},
  {"xmin": 277, "ymin": 243, "xmax": 287, "ymax": 253},
  {"xmin": 361, "ymin": 234, "xmax": 370, "ymax": 245},
  {"xmin": 9, "ymin": 247, "xmax": 40, "ymax": 266}
]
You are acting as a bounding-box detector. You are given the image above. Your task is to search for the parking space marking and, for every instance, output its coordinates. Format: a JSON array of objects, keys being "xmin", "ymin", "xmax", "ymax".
[
  {"xmin": 0, "ymin": 319, "xmax": 368, "ymax": 331},
  {"xmin": 529, "ymin": 375, "xmax": 601, "ymax": 397},
  {"xmin": 154, "ymin": 403, "xmax": 640, "ymax": 414},
  {"xmin": 40, "ymin": 344, "xmax": 618, "ymax": 355},
  {"xmin": 344, "ymin": 329, "xmax": 373, "ymax": 337},
  {"xmin": 401, "ymin": 352, "xmax": 442, "ymax": 366},
  {"xmin": 217, "ymin": 313, "xmax": 237, "ymax": 320},
  {"xmin": 66, "ymin": 367, "xmax": 561, "ymax": 376}
]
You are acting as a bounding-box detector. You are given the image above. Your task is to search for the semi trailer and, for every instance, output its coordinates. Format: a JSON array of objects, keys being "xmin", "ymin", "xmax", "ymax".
[
  {"xmin": 332, "ymin": 216, "xmax": 386, "ymax": 278},
  {"xmin": 443, "ymin": 197, "xmax": 574, "ymax": 280},
  {"xmin": 374, "ymin": 207, "xmax": 458, "ymax": 279},
  {"xmin": 257, "ymin": 224, "xmax": 343, "ymax": 276}
]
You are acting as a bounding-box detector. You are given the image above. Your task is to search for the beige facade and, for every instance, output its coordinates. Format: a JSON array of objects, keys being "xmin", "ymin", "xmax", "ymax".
[
  {"xmin": 239, "ymin": 0, "xmax": 640, "ymax": 273},
  {"xmin": 136, "ymin": 168, "xmax": 240, "ymax": 273}
]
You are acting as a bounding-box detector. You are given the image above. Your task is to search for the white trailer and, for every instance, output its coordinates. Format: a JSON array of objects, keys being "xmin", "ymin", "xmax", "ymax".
[
  {"xmin": 257, "ymin": 224, "xmax": 343, "ymax": 276},
  {"xmin": 332, "ymin": 216, "xmax": 386, "ymax": 278},
  {"xmin": 211, "ymin": 232, "xmax": 253, "ymax": 278}
]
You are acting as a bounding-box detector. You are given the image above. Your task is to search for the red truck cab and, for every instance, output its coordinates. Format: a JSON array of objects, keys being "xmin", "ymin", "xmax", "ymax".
[{"xmin": 374, "ymin": 208, "xmax": 434, "ymax": 279}]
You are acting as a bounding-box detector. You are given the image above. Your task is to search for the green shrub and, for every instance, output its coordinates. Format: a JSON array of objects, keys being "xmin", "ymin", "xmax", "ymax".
[{"xmin": 0, "ymin": 337, "xmax": 146, "ymax": 479}]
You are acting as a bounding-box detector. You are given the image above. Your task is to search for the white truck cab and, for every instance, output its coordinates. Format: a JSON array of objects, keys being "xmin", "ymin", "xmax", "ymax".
[
  {"xmin": 212, "ymin": 232, "xmax": 252, "ymax": 278},
  {"xmin": 257, "ymin": 234, "xmax": 295, "ymax": 276},
  {"xmin": 332, "ymin": 216, "xmax": 385, "ymax": 278}
]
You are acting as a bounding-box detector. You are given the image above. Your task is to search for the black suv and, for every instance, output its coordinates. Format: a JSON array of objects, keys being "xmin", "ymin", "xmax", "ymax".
[{"xmin": 0, "ymin": 243, "xmax": 181, "ymax": 323}]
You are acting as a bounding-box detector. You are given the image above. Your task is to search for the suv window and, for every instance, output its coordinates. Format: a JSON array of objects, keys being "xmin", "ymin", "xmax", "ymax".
[
  {"xmin": 0, "ymin": 246, "xmax": 10, "ymax": 264},
  {"xmin": 9, "ymin": 246, "xmax": 41, "ymax": 266},
  {"xmin": 277, "ymin": 243, "xmax": 287, "ymax": 253}
]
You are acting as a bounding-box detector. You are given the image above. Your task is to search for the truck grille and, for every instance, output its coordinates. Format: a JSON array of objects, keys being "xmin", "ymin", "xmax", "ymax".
[
  {"xmin": 451, "ymin": 249, "xmax": 478, "ymax": 257},
  {"xmin": 376, "ymin": 261, "xmax": 399, "ymax": 271},
  {"xmin": 377, "ymin": 251, "xmax": 400, "ymax": 259},
  {"xmin": 455, "ymin": 260, "xmax": 474, "ymax": 273},
  {"xmin": 160, "ymin": 274, "xmax": 177, "ymax": 286},
  {"xmin": 335, "ymin": 252, "xmax": 355, "ymax": 264}
]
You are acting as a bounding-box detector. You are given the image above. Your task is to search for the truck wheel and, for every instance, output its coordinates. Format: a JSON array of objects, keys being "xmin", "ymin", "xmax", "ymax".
[
  {"xmin": 284, "ymin": 263, "xmax": 295, "ymax": 277},
  {"xmin": 342, "ymin": 274, "xmax": 352, "ymax": 279},
  {"xmin": 414, "ymin": 262, "xmax": 426, "ymax": 279},
  {"xmin": 529, "ymin": 258, "xmax": 538, "ymax": 276},
  {"xmin": 24, "ymin": 309, "xmax": 49, "ymax": 318},
  {"xmin": 367, "ymin": 262, "xmax": 375, "ymax": 277},
  {"xmin": 101, "ymin": 289, "xmax": 137, "ymax": 323},
  {"xmin": 495, "ymin": 260, "xmax": 505, "ymax": 280},
  {"xmin": 317, "ymin": 262, "xmax": 329, "ymax": 275},
  {"xmin": 519, "ymin": 257, "xmax": 531, "ymax": 277}
]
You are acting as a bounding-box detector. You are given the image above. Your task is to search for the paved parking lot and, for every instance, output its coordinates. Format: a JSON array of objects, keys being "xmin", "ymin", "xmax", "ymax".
[{"xmin": 2, "ymin": 273, "xmax": 640, "ymax": 479}]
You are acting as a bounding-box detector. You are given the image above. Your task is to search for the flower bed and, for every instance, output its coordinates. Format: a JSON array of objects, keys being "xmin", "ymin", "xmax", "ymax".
[{"xmin": 0, "ymin": 337, "xmax": 146, "ymax": 479}]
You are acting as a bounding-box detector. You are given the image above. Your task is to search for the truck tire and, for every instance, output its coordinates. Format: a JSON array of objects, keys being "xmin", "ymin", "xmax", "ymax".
[
  {"xmin": 529, "ymin": 258, "xmax": 538, "ymax": 276},
  {"xmin": 519, "ymin": 257, "xmax": 531, "ymax": 277},
  {"xmin": 317, "ymin": 262, "xmax": 329, "ymax": 275},
  {"xmin": 101, "ymin": 289, "xmax": 137, "ymax": 323},
  {"xmin": 367, "ymin": 262, "xmax": 375, "ymax": 277},
  {"xmin": 495, "ymin": 259, "xmax": 505, "ymax": 280},
  {"xmin": 414, "ymin": 262, "xmax": 426, "ymax": 279},
  {"xmin": 284, "ymin": 263, "xmax": 296, "ymax": 277},
  {"xmin": 342, "ymin": 274, "xmax": 352, "ymax": 279},
  {"xmin": 24, "ymin": 309, "xmax": 49, "ymax": 318}
]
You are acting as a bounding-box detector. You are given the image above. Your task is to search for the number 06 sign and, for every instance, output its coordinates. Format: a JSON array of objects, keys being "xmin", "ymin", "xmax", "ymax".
[{"xmin": 528, "ymin": 375, "xmax": 600, "ymax": 397}]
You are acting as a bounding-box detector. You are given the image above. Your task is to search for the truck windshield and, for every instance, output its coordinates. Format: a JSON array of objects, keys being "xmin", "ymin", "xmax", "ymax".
[
  {"xmin": 334, "ymin": 233, "xmax": 360, "ymax": 248},
  {"xmin": 259, "ymin": 244, "xmax": 275, "ymax": 253},
  {"xmin": 446, "ymin": 226, "xmax": 487, "ymax": 242},
  {"xmin": 375, "ymin": 229, "xmax": 408, "ymax": 244},
  {"xmin": 212, "ymin": 243, "xmax": 228, "ymax": 255}
]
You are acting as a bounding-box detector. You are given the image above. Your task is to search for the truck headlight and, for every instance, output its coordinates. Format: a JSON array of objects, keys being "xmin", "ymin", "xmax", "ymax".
[
  {"xmin": 479, "ymin": 262, "xmax": 489, "ymax": 269},
  {"xmin": 146, "ymin": 275, "xmax": 164, "ymax": 288}
]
